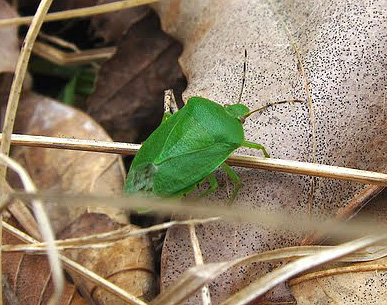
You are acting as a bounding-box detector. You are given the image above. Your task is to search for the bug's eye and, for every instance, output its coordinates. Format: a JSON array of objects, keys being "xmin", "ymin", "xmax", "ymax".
[{"xmin": 240, "ymin": 117, "xmax": 246, "ymax": 124}]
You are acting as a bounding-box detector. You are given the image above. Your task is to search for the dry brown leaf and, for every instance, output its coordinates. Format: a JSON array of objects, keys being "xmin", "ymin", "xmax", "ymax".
[
  {"xmin": 9, "ymin": 92, "xmax": 128, "ymax": 233},
  {"xmin": 0, "ymin": 0, "xmax": 19, "ymax": 74},
  {"xmin": 85, "ymin": 10, "xmax": 184, "ymax": 143},
  {"xmin": 153, "ymin": 0, "xmax": 387, "ymax": 303},
  {"xmin": 2, "ymin": 218, "xmax": 85, "ymax": 305},
  {"xmin": 0, "ymin": 0, "xmax": 20, "ymax": 99},
  {"xmin": 49, "ymin": 0, "xmax": 99, "ymax": 11},
  {"xmin": 59, "ymin": 213, "xmax": 156, "ymax": 304},
  {"xmin": 90, "ymin": 0, "xmax": 151, "ymax": 45},
  {"xmin": 4, "ymin": 92, "xmax": 156, "ymax": 304}
]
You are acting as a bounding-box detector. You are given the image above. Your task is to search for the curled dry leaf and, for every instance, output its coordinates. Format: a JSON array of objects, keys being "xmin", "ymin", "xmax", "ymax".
[
  {"xmin": 85, "ymin": 10, "xmax": 184, "ymax": 143},
  {"xmin": 291, "ymin": 190, "xmax": 387, "ymax": 304},
  {"xmin": 2, "ymin": 219, "xmax": 86, "ymax": 305},
  {"xmin": 154, "ymin": 0, "xmax": 387, "ymax": 303},
  {"xmin": 10, "ymin": 92, "xmax": 128, "ymax": 233},
  {"xmin": 59, "ymin": 213, "xmax": 156, "ymax": 304}
]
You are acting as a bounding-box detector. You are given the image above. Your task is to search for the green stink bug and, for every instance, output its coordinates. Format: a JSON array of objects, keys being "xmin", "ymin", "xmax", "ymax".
[
  {"xmin": 124, "ymin": 53, "xmax": 301, "ymax": 202},
  {"xmin": 124, "ymin": 96, "xmax": 298, "ymax": 201}
]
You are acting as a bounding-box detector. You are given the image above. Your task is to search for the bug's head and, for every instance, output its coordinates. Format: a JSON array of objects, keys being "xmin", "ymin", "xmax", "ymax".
[{"xmin": 224, "ymin": 104, "xmax": 250, "ymax": 123}]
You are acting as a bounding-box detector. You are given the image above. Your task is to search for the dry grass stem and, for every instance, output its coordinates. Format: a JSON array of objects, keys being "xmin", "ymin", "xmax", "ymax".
[
  {"xmin": 220, "ymin": 234, "xmax": 387, "ymax": 305},
  {"xmin": 1, "ymin": 133, "xmax": 140, "ymax": 154},
  {"xmin": 2, "ymin": 217, "xmax": 220, "ymax": 251},
  {"xmin": 148, "ymin": 239, "xmax": 387, "ymax": 305},
  {"xmin": 7, "ymin": 190, "xmax": 387, "ymax": 304},
  {"xmin": 227, "ymin": 155, "xmax": 387, "ymax": 185},
  {"xmin": 0, "ymin": 0, "xmax": 160, "ymax": 27},
  {"xmin": 6, "ymin": 241, "xmax": 387, "ymax": 264},
  {"xmin": 2, "ymin": 133, "xmax": 386, "ymax": 185},
  {"xmin": 289, "ymin": 263, "xmax": 387, "ymax": 286},
  {"xmin": 150, "ymin": 263, "xmax": 230, "ymax": 305},
  {"xmin": 2, "ymin": 182, "xmax": 41, "ymax": 239},
  {"xmin": 39, "ymin": 32, "xmax": 81, "ymax": 52},
  {"xmin": 9, "ymin": 192, "xmax": 387, "ymax": 242},
  {"xmin": 151, "ymin": 237, "xmax": 387, "ymax": 305},
  {"xmin": 33, "ymin": 40, "xmax": 116, "ymax": 65},
  {"xmin": 188, "ymin": 223, "xmax": 212, "ymax": 305}
]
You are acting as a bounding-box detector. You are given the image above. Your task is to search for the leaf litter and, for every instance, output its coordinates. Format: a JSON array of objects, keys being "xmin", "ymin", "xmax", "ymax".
[{"xmin": 0, "ymin": 0, "xmax": 386, "ymax": 302}]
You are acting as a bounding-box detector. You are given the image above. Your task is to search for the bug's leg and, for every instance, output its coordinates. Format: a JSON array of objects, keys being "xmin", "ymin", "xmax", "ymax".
[
  {"xmin": 174, "ymin": 183, "xmax": 197, "ymax": 198},
  {"xmin": 220, "ymin": 163, "xmax": 242, "ymax": 204},
  {"xmin": 198, "ymin": 173, "xmax": 219, "ymax": 198},
  {"xmin": 242, "ymin": 141, "xmax": 270, "ymax": 158}
]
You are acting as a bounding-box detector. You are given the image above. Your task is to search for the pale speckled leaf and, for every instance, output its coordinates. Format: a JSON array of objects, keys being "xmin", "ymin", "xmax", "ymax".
[{"xmin": 154, "ymin": 0, "xmax": 387, "ymax": 303}]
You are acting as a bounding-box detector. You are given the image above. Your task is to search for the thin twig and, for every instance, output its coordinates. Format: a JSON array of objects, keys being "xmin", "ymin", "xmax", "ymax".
[
  {"xmin": 188, "ymin": 222, "xmax": 212, "ymax": 305},
  {"xmin": 290, "ymin": 263, "xmax": 387, "ymax": 286},
  {"xmin": 2, "ymin": 133, "xmax": 387, "ymax": 186},
  {"xmin": 1, "ymin": 133, "xmax": 140, "ymax": 154},
  {"xmin": 2, "ymin": 217, "xmax": 220, "ymax": 251},
  {"xmin": 226, "ymin": 156, "xmax": 387, "ymax": 185},
  {"xmin": 0, "ymin": 0, "xmax": 159, "ymax": 26},
  {"xmin": 39, "ymin": 32, "xmax": 81, "ymax": 52},
  {"xmin": 3, "ymin": 182, "xmax": 41, "ymax": 240}
]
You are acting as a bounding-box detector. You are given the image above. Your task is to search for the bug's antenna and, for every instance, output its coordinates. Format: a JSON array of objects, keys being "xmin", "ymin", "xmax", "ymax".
[
  {"xmin": 236, "ymin": 49, "xmax": 247, "ymax": 104},
  {"xmin": 244, "ymin": 99, "xmax": 305, "ymax": 118}
]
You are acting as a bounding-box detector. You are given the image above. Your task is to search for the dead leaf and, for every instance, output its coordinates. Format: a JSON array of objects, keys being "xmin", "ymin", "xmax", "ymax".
[
  {"xmin": 0, "ymin": 0, "xmax": 19, "ymax": 74},
  {"xmin": 5, "ymin": 92, "xmax": 156, "ymax": 303},
  {"xmin": 59, "ymin": 213, "xmax": 156, "ymax": 304},
  {"xmin": 0, "ymin": 0, "xmax": 32, "ymax": 100},
  {"xmin": 9, "ymin": 92, "xmax": 128, "ymax": 233},
  {"xmin": 85, "ymin": 10, "xmax": 184, "ymax": 143},
  {"xmin": 90, "ymin": 0, "xmax": 151, "ymax": 45},
  {"xmin": 154, "ymin": 0, "xmax": 387, "ymax": 303},
  {"xmin": 0, "ymin": 0, "xmax": 19, "ymax": 99},
  {"xmin": 2, "ymin": 218, "xmax": 85, "ymax": 305},
  {"xmin": 291, "ymin": 190, "xmax": 387, "ymax": 304},
  {"xmin": 49, "ymin": 0, "xmax": 99, "ymax": 11}
]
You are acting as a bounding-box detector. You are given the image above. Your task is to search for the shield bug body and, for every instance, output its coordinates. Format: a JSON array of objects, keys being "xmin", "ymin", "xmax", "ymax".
[{"xmin": 124, "ymin": 96, "xmax": 277, "ymax": 202}]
